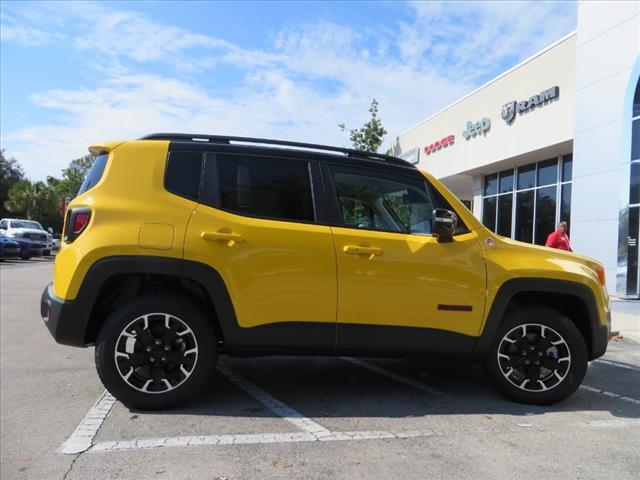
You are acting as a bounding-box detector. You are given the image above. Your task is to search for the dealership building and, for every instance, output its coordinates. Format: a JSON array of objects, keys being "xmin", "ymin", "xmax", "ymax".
[{"xmin": 389, "ymin": 2, "xmax": 640, "ymax": 298}]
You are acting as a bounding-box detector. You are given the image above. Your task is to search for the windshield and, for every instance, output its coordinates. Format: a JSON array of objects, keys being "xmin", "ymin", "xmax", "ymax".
[{"xmin": 10, "ymin": 220, "xmax": 44, "ymax": 230}]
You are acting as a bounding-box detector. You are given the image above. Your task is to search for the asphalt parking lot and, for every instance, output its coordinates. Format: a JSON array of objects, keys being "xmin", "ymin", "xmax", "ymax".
[{"xmin": 1, "ymin": 259, "xmax": 639, "ymax": 480}]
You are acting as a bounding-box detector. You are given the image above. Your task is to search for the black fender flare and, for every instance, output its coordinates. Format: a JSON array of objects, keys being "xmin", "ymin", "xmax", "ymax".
[{"xmin": 473, "ymin": 278, "xmax": 609, "ymax": 360}]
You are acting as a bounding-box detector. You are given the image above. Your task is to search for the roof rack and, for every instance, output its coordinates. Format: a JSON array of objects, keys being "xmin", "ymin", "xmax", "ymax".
[{"xmin": 140, "ymin": 133, "xmax": 413, "ymax": 167}]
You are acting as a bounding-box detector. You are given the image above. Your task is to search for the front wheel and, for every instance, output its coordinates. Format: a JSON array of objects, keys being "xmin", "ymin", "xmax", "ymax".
[
  {"xmin": 95, "ymin": 295, "xmax": 217, "ymax": 410},
  {"xmin": 484, "ymin": 306, "xmax": 588, "ymax": 405}
]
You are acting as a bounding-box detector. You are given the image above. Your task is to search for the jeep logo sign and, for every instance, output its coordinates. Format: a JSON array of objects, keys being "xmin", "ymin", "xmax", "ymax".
[
  {"xmin": 462, "ymin": 118, "xmax": 491, "ymax": 140},
  {"xmin": 501, "ymin": 86, "xmax": 559, "ymax": 124}
]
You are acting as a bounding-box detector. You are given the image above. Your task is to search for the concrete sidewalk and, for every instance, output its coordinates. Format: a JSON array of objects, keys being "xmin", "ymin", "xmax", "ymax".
[{"xmin": 610, "ymin": 298, "xmax": 640, "ymax": 344}]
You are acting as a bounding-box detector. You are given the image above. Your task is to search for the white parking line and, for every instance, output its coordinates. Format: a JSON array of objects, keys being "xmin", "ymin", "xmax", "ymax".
[
  {"xmin": 579, "ymin": 385, "xmax": 640, "ymax": 405},
  {"xmin": 594, "ymin": 359, "xmax": 640, "ymax": 372},
  {"xmin": 217, "ymin": 364, "xmax": 334, "ymax": 439},
  {"xmin": 87, "ymin": 429, "xmax": 448, "ymax": 453},
  {"xmin": 59, "ymin": 391, "xmax": 116, "ymax": 454},
  {"xmin": 339, "ymin": 357, "xmax": 451, "ymax": 400},
  {"xmin": 588, "ymin": 419, "xmax": 640, "ymax": 428}
]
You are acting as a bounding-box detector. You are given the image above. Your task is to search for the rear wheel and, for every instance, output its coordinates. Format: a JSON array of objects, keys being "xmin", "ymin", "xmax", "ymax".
[
  {"xmin": 95, "ymin": 295, "xmax": 217, "ymax": 410},
  {"xmin": 20, "ymin": 252, "xmax": 31, "ymax": 260},
  {"xmin": 484, "ymin": 306, "xmax": 588, "ymax": 405}
]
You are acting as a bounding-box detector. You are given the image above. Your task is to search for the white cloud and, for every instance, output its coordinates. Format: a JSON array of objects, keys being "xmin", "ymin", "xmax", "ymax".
[{"xmin": 1, "ymin": 1, "xmax": 576, "ymax": 180}]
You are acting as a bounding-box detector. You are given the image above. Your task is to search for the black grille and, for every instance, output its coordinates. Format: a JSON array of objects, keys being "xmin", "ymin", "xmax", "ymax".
[{"xmin": 24, "ymin": 233, "xmax": 47, "ymax": 241}]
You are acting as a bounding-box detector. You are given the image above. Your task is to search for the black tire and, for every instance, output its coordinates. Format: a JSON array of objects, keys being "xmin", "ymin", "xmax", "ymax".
[
  {"xmin": 43, "ymin": 250, "xmax": 50, "ymax": 256},
  {"xmin": 20, "ymin": 252, "xmax": 31, "ymax": 260},
  {"xmin": 95, "ymin": 294, "xmax": 217, "ymax": 410},
  {"xmin": 484, "ymin": 305, "xmax": 588, "ymax": 405}
]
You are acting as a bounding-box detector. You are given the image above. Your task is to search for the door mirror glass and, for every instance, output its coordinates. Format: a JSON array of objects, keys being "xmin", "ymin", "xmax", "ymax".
[{"xmin": 433, "ymin": 209, "xmax": 457, "ymax": 242}]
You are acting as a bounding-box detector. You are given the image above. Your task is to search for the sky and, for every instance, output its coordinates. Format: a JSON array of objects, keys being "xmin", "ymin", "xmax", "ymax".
[{"xmin": 0, "ymin": 0, "xmax": 577, "ymax": 180}]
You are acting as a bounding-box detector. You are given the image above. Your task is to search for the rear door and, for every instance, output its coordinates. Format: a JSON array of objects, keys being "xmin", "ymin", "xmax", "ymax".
[
  {"xmin": 324, "ymin": 163, "xmax": 487, "ymax": 354},
  {"xmin": 183, "ymin": 151, "xmax": 337, "ymax": 350}
]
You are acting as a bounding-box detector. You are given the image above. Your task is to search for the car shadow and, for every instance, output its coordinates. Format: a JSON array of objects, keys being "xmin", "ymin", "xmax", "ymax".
[{"xmin": 128, "ymin": 354, "xmax": 640, "ymax": 420}]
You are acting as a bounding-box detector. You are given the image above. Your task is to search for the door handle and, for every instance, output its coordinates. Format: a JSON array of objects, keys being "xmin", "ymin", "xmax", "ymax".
[
  {"xmin": 343, "ymin": 245, "xmax": 383, "ymax": 256},
  {"xmin": 201, "ymin": 230, "xmax": 244, "ymax": 243}
]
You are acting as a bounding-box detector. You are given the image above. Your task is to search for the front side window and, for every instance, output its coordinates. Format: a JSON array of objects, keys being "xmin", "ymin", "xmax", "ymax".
[
  {"xmin": 216, "ymin": 154, "xmax": 315, "ymax": 223},
  {"xmin": 330, "ymin": 166, "xmax": 434, "ymax": 234}
]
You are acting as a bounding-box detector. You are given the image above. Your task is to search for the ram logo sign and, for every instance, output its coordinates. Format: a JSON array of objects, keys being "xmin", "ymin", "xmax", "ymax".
[{"xmin": 501, "ymin": 86, "xmax": 559, "ymax": 124}]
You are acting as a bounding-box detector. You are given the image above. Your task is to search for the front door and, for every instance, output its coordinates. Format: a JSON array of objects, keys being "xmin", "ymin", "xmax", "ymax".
[
  {"xmin": 184, "ymin": 152, "xmax": 337, "ymax": 350},
  {"xmin": 325, "ymin": 164, "xmax": 487, "ymax": 354}
]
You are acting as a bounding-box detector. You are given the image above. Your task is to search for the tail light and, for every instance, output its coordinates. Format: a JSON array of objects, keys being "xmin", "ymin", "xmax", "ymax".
[{"xmin": 64, "ymin": 207, "xmax": 92, "ymax": 243}]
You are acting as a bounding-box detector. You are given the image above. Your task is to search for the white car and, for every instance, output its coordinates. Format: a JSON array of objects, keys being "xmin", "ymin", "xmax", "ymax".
[{"xmin": 0, "ymin": 218, "xmax": 53, "ymax": 255}]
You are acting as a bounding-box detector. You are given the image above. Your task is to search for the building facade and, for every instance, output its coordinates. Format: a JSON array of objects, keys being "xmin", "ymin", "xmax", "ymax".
[{"xmin": 390, "ymin": 2, "xmax": 640, "ymax": 297}]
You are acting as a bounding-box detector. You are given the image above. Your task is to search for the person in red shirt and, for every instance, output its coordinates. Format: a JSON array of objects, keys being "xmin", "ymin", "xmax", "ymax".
[{"xmin": 545, "ymin": 221, "xmax": 572, "ymax": 251}]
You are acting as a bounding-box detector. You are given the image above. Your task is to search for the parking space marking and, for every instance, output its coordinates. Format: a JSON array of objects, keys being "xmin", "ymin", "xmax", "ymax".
[
  {"xmin": 217, "ymin": 365, "xmax": 334, "ymax": 439},
  {"xmin": 580, "ymin": 385, "xmax": 640, "ymax": 405},
  {"xmin": 339, "ymin": 357, "xmax": 451, "ymax": 400},
  {"xmin": 59, "ymin": 390, "xmax": 116, "ymax": 455},
  {"xmin": 87, "ymin": 428, "xmax": 453, "ymax": 453},
  {"xmin": 588, "ymin": 419, "xmax": 640, "ymax": 428},
  {"xmin": 594, "ymin": 359, "xmax": 640, "ymax": 372}
]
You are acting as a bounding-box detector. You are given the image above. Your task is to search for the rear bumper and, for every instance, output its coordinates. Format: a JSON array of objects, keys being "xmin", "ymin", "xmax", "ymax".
[{"xmin": 40, "ymin": 283, "xmax": 90, "ymax": 347}]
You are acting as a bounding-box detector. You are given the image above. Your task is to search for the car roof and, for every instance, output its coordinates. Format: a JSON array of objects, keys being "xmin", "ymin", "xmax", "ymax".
[{"xmin": 139, "ymin": 133, "xmax": 416, "ymax": 170}]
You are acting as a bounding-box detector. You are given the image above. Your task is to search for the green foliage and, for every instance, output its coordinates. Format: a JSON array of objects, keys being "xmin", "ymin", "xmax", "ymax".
[
  {"xmin": 5, "ymin": 180, "xmax": 58, "ymax": 228},
  {"xmin": 339, "ymin": 98, "xmax": 387, "ymax": 152},
  {"xmin": 52, "ymin": 155, "xmax": 94, "ymax": 199},
  {"xmin": 0, "ymin": 150, "xmax": 26, "ymax": 218},
  {"xmin": 1, "ymin": 152, "xmax": 94, "ymax": 232}
]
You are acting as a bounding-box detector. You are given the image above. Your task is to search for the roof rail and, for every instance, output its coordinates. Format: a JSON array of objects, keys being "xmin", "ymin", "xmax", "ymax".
[{"xmin": 139, "ymin": 133, "xmax": 413, "ymax": 167}]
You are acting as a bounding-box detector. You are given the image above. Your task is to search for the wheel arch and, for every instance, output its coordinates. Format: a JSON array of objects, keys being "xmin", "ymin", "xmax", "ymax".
[
  {"xmin": 474, "ymin": 278, "xmax": 606, "ymax": 360},
  {"xmin": 73, "ymin": 256, "xmax": 237, "ymax": 346}
]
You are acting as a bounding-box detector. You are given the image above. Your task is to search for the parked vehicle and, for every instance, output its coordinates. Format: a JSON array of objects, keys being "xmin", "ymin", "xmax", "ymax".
[
  {"xmin": 0, "ymin": 219, "xmax": 53, "ymax": 257},
  {"xmin": 52, "ymin": 234, "xmax": 62, "ymax": 251},
  {"xmin": 41, "ymin": 134, "xmax": 610, "ymax": 410},
  {"xmin": 0, "ymin": 235, "xmax": 20, "ymax": 259}
]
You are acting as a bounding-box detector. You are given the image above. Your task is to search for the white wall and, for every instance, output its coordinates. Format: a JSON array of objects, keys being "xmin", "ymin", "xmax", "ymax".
[
  {"xmin": 391, "ymin": 34, "xmax": 576, "ymax": 186},
  {"xmin": 571, "ymin": 1, "xmax": 640, "ymax": 293}
]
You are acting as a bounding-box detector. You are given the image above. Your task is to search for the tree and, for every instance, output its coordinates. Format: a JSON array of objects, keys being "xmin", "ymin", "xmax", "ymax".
[
  {"xmin": 339, "ymin": 98, "xmax": 388, "ymax": 152},
  {"xmin": 52, "ymin": 154, "xmax": 94, "ymax": 199},
  {"xmin": 5, "ymin": 180, "xmax": 58, "ymax": 227},
  {"xmin": 0, "ymin": 150, "xmax": 26, "ymax": 218}
]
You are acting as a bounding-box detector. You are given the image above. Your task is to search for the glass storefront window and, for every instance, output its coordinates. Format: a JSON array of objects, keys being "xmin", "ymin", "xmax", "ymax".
[
  {"xmin": 483, "ymin": 197, "xmax": 496, "ymax": 230},
  {"xmin": 630, "ymin": 162, "xmax": 639, "ymax": 205},
  {"xmin": 497, "ymin": 194, "xmax": 513, "ymax": 237},
  {"xmin": 484, "ymin": 174, "xmax": 498, "ymax": 196},
  {"xmin": 537, "ymin": 158, "xmax": 558, "ymax": 186},
  {"xmin": 482, "ymin": 155, "xmax": 571, "ymax": 245},
  {"xmin": 499, "ymin": 169, "xmax": 514, "ymax": 193},
  {"xmin": 515, "ymin": 190, "xmax": 534, "ymax": 243},
  {"xmin": 517, "ymin": 164, "xmax": 535, "ymax": 190},
  {"xmin": 633, "ymin": 119, "xmax": 639, "ymax": 161},
  {"xmin": 562, "ymin": 154, "xmax": 573, "ymax": 182},
  {"xmin": 535, "ymin": 186, "xmax": 557, "ymax": 245},
  {"xmin": 561, "ymin": 183, "xmax": 572, "ymax": 232}
]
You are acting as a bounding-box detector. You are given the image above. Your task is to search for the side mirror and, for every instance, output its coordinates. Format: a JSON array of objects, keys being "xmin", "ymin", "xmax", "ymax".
[
  {"xmin": 432, "ymin": 209, "xmax": 457, "ymax": 242},
  {"xmin": 47, "ymin": 227, "xmax": 53, "ymax": 234}
]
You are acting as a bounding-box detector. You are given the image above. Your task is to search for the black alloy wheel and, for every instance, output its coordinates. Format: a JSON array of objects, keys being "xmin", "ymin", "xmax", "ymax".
[
  {"xmin": 95, "ymin": 295, "xmax": 216, "ymax": 410},
  {"xmin": 485, "ymin": 305, "xmax": 588, "ymax": 405}
]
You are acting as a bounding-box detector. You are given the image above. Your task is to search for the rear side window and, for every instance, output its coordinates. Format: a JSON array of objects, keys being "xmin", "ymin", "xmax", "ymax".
[
  {"xmin": 215, "ymin": 154, "xmax": 315, "ymax": 222},
  {"xmin": 78, "ymin": 154, "xmax": 109, "ymax": 195},
  {"xmin": 165, "ymin": 152, "xmax": 203, "ymax": 200}
]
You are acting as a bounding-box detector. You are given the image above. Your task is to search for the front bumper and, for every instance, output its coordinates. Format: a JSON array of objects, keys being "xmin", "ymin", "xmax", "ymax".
[
  {"xmin": 591, "ymin": 307, "xmax": 611, "ymax": 360},
  {"xmin": 41, "ymin": 283, "xmax": 90, "ymax": 347}
]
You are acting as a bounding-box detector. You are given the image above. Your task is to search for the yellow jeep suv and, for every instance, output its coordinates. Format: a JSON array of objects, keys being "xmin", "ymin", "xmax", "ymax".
[{"xmin": 41, "ymin": 134, "xmax": 611, "ymax": 409}]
